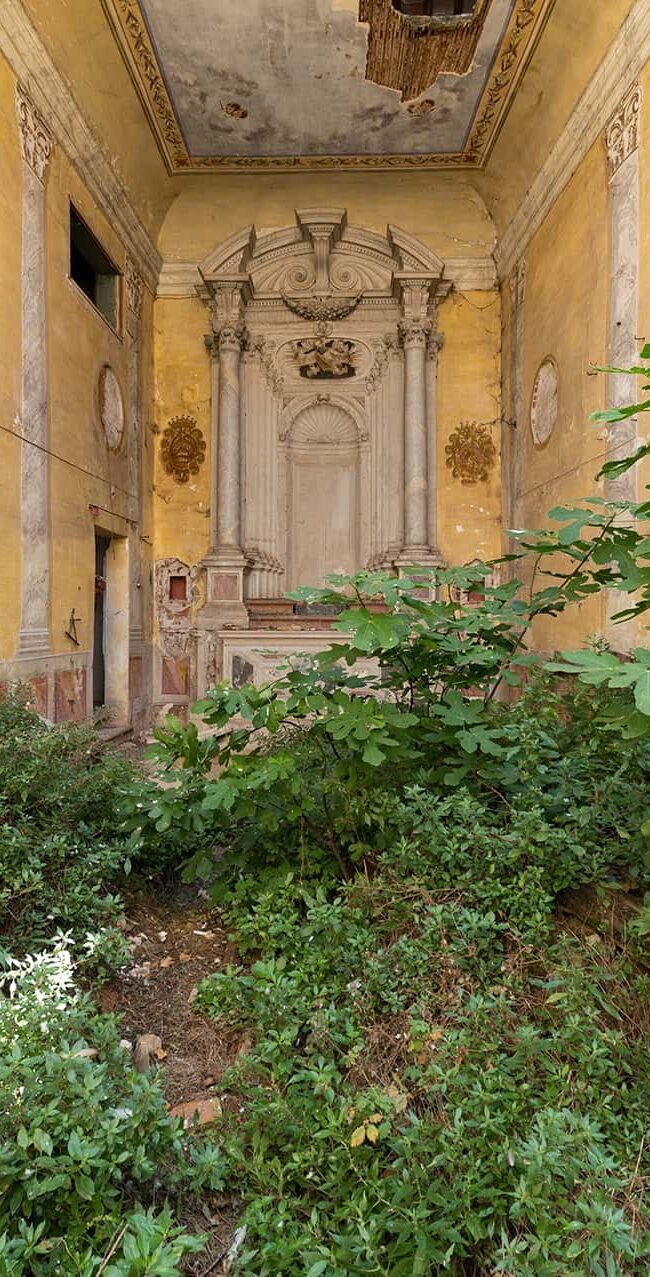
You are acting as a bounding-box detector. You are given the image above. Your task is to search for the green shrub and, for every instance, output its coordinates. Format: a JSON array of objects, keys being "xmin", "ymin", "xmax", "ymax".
[
  {"xmin": 0, "ymin": 941, "xmax": 222, "ymax": 1274},
  {"xmin": 0, "ymin": 690, "xmax": 137, "ymax": 952},
  {"xmin": 195, "ymin": 866, "xmax": 650, "ymax": 1275}
]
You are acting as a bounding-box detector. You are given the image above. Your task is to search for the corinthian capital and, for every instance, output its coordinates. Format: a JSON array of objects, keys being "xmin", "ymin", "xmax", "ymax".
[
  {"xmin": 605, "ymin": 83, "xmax": 642, "ymax": 180},
  {"xmin": 16, "ymin": 85, "xmax": 53, "ymax": 183},
  {"xmin": 398, "ymin": 318, "xmax": 431, "ymax": 350}
]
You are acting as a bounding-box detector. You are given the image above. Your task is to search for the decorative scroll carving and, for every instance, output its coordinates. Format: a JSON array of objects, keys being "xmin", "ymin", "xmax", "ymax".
[
  {"xmin": 125, "ymin": 256, "xmax": 144, "ymax": 317},
  {"xmin": 366, "ymin": 335, "xmax": 399, "ymax": 392},
  {"xmin": 464, "ymin": 0, "xmax": 551, "ymax": 165},
  {"xmin": 160, "ymin": 415, "xmax": 206, "ymax": 483},
  {"xmin": 292, "ymin": 338, "xmax": 356, "ymax": 379},
  {"xmin": 605, "ymin": 83, "xmax": 642, "ymax": 179},
  {"xmin": 359, "ymin": 0, "xmax": 490, "ymax": 101},
  {"xmin": 445, "ymin": 421, "xmax": 496, "ymax": 484},
  {"xmin": 244, "ymin": 546, "xmax": 284, "ymax": 574},
  {"xmin": 15, "ymin": 84, "xmax": 53, "ymax": 182},
  {"xmin": 282, "ymin": 293, "xmax": 361, "ymax": 322},
  {"xmin": 248, "ymin": 334, "xmax": 284, "ymax": 393}
]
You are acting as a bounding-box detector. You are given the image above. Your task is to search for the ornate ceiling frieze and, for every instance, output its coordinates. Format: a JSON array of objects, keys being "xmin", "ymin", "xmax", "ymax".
[{"xmin": 101, "ymin": 0, "xmax": 556, "ymax": 172}]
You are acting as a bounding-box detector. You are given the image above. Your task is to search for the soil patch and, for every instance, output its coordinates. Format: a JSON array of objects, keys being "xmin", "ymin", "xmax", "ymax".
[{"xmin": 99, "ymin": 888, "xmax": 244, "ymax": 1272}]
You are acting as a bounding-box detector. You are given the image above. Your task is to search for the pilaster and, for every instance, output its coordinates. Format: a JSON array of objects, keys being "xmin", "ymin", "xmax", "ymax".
[
  {"xmin": 15, "ymin": 84, "xmax": 53, "ymax": 658},
  {"xmin": 604, "ymin": 83, "xmax": 642, "ymax": 648}
]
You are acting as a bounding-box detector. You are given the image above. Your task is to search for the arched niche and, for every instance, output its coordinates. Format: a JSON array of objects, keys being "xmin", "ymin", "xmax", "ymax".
[{"xmin": 279, "ymin": 397, "xmax": 370, "ymax": 591}]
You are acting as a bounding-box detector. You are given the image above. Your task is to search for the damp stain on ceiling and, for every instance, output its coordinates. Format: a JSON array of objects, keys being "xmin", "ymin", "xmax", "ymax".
[{"xmin": 101, "ymin": 0, "xmax": 556, "ymax": 171}]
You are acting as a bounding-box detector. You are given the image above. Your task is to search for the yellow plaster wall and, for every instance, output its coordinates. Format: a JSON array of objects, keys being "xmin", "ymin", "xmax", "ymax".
[
  {"xmin": 437, "ymin": 290, "xmax": 502, "ymax": 566},
  {"xmin": 153, "ymin": 298, "xmax": 212, "ymax": 570},
  {"xmin": 511, "ymin": 140, "xmax": 610, "ymax": 652},
  {"xmin": 157, "ymin": 174, "xmax": 495, "ymax": 264},
  {"xmin": 47, "ymin": 146, "xmax": 134, "ymax": 661},
  {"xmin": 478, "ymin": 0, "xmax": 637, "ymax": 236},
  {"xmin": 0, "ymin": 51, "xmax": 23, "ymax": 660}
]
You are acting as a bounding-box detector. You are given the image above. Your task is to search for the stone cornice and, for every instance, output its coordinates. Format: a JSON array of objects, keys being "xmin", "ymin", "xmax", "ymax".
[
  {"xmin": 15, "ymin": 83, "xmax": 53, "ymax": 181},
  {"xmin": 157, "ymin": 255, "xmax": 498, "ymax": 299},
  {"xmin": 0, "ymin": 0, "xmax": 161, "ymax": 292},
  {"xmin": 496, "ymin": 0, "xmax": 650, "ymax": 279}
]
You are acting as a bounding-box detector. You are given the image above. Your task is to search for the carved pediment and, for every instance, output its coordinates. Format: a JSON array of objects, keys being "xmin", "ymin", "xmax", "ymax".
[{"xmin": 198, "ymin": 209, "xmax": 447, "ymax": 315}]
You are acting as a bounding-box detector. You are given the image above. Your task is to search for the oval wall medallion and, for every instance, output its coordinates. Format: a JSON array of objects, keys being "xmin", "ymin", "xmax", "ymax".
[
  {"xmin": 98, "ymin": 365, "xmax": 124, "ymax": 450},
  {"xmin": 530, "ymin": 359, "xmax": 558, "ymax": 447},
  {"xmin": 161, "ymin": 415, "xmax": 206, "ymax": 483}
]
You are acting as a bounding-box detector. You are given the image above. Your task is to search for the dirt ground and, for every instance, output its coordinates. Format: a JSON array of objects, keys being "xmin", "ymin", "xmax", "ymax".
[{"xmin": 99, "ymin": 889, "xmax": 244, "ymax": 1274}]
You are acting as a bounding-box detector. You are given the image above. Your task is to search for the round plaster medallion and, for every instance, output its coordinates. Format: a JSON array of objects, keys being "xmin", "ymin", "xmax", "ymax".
[
  {"xmin": 98, "ymin": 365, "xmax": 124, "ymax": 450},
  {"xmin": 530, "ymin": 359, "xmax": 558, "ymax": 447}
]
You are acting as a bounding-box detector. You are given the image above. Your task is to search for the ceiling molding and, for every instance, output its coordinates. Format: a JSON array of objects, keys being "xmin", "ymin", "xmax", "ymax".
[
  {"xmin": 496, "ymin": 0, "xmax": 650, "ymax": 279},
  {"xmin": 0, "ymin": 0, "xmax": 161, "ymax": 292},
  {"xmin": 101, "ymin": 0, "xmax": 555, "ymax": 173}
]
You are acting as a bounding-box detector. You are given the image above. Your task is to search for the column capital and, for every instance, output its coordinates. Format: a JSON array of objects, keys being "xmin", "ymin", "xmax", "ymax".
[
  {"xmin": 216, "ymin": 322, "xmax": 248, "ymax": 352},
  {"xmin": 605, "ymin": 83, "xmax": 642, "ymax": 180},
  {"xmin": 16, "ymin": 84, "xmax": 53, "ymax": 183},
  {"xmin": 398, "ymin": 318, "xmax": 431, "ymax": 350}
]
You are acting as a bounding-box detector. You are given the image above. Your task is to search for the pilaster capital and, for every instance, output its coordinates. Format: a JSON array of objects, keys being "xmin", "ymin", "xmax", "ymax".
[
  {"xmin": 605, "ymin": 83, "xmax": 642, "ymax": 180},
  {"xmin": 125, "ymin": 256, "xmax": 144, "ymax": 327},
  {"xmin": 398, "ymin": 318, "xmax": 431, "ymax": 350},
  {"xmin": 16, "ymin": 84, "xmax": 53, "ymax": 183},
  {"xmin": 426, "ymin": 330, "xmax": 444, "ymax": 360}
]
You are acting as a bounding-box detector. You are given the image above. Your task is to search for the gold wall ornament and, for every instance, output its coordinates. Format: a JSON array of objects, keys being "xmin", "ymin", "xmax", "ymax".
[
  {"xmin": 160, "ymin": 416, "xmax": 206, "ymax": 483},
  {"xmin": 445, "ymin": 421, "xmax": 496, "ymax": 484}
]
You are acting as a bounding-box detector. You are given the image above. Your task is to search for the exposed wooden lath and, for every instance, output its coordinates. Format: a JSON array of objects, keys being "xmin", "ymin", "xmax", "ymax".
[{"xmin": 359, "ymin": 0, "xmax": 491, "ymax": 100}]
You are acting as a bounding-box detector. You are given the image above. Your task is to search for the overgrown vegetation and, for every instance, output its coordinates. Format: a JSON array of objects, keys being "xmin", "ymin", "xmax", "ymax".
[{"xmin": 3, "ymin": 352, "xmax": 650, "ymax": 1272}]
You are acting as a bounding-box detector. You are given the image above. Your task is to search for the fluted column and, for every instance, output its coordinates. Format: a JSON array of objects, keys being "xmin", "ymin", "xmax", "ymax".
[
  {"xmin": 198, "ymin": 294, "xmax": 249, "ymax": 633},
  {"xmin": 426, "ymin": 331, "xmax": 443, "ymax": 554},
  {"xmin": 16, "ymin": 85, "xmax": 53, "ymax": 657},
  {"xmin": 216, "ymin": 324, "xmax": 245, "ymax": 549}
]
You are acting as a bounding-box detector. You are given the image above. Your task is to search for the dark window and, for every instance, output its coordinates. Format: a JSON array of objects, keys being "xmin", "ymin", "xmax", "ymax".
[
  {"xmin": 393, "ymin": 1, "xmax": 475, "ymax": 16},
  {"xmin": 69, "ymin": 205, "xmax": 120, "ymax": 331}
]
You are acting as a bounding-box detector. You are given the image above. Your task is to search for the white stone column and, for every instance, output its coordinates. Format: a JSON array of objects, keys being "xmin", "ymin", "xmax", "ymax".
[
  {"xmin": 15, "ymin": 85, "xmax": 53, "ymax": 657},
  {"xmin": 426, "ymin": 331, "xmax": 443, "ymax": 556},
  {"xmin": 604, "ymin": 83, "xmax": 642, "ymax": 648},
  {"xmin": 216, "ymin": 324, "xmax": 245, "ymax": 549},
  {"xmin": 125, "ymin": 257, "xmax": 147, "ymax": 729},
  {"xmin": 605, "ymin": 84, "xmax": 642, "ymax": 504},
  {"xmin": 198, "ymin": 290, "xmax": 249, "ymax": 630},
  {"xmin": 125, "ymin": 258, "xmax": 144, "ymax": 641},
  {"xmin": 400, "ymin": 319, "xmax": 429, "ymax": 551}
]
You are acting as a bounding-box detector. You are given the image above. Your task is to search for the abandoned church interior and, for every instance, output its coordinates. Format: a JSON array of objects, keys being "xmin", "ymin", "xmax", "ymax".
[{"xmin": 1, "ymin": 0, "xmax": 648, "ymax": 732}]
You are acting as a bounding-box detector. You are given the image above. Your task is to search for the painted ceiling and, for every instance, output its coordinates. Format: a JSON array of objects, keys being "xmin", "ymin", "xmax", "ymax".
[{"xmin": 102, "ymin": 0, "xmax": 555, "ymax": 171}]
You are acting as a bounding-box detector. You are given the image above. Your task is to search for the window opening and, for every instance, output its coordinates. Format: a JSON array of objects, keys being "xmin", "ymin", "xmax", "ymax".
[
  {"xmin": 69, "ymin": 205, "xmax": 120, "ymax": 331},
  {"xmin": 169, "ymin": 575, "xmax": 188, "ymax": 601}
]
